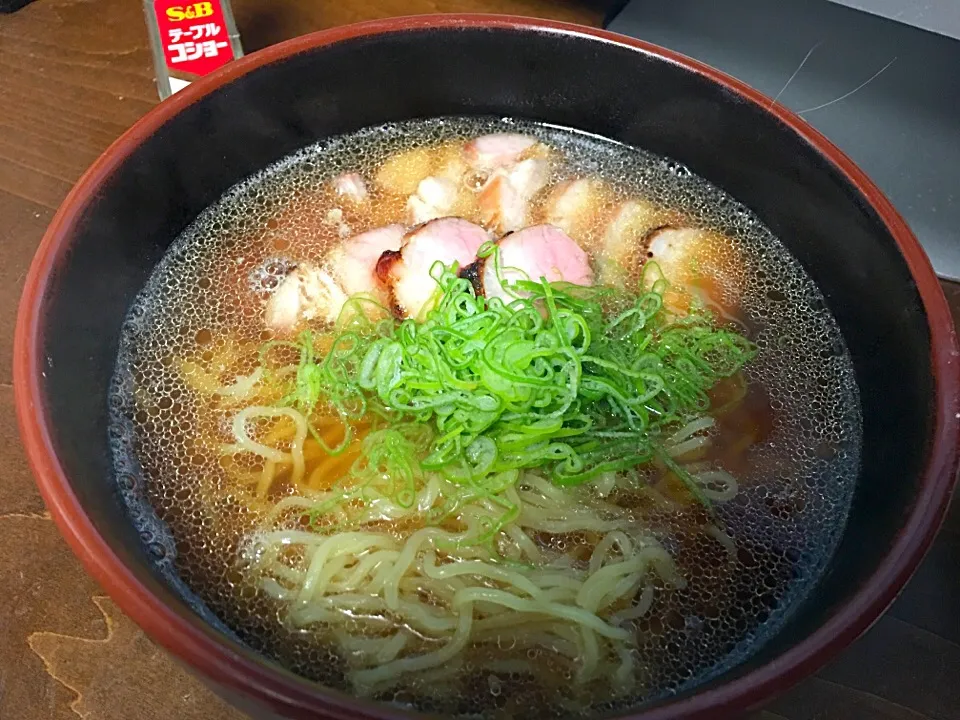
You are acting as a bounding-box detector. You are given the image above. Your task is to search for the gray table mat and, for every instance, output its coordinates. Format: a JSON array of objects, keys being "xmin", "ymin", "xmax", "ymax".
[{"xmin": 608, "ymin": 0, "xmax": 960, "ymax": 281}]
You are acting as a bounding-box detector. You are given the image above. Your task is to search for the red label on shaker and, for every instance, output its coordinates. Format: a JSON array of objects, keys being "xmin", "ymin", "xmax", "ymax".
[
  {"xmin": 144, "ymin": 0, "xmax": 243, "ymax": 99},
  {"xmin": 154, "ymin": 1, "xmax": 236, "ymax": 77}
]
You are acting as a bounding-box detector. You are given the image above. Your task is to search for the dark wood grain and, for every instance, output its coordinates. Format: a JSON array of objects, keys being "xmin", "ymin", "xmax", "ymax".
[{"xmin": 0, "ymin": 2, "xmax": 957, "ymax": 719}]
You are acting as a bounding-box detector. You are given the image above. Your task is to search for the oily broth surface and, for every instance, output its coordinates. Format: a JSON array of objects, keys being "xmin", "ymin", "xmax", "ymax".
[{"xmin": 109, "ymin": 117, "xmax": 861, "ymax": 717}]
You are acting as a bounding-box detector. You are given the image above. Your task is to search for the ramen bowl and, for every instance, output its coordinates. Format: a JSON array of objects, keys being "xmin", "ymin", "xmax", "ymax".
[{"xmin": 14, "ymin": 14, "xmax": 960, "ymax": 720}]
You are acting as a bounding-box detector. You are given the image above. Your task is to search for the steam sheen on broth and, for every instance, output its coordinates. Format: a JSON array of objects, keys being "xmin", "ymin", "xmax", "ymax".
[{"xmin": 109, "ymin": 118, "xmax": 861, "ymax": 718}]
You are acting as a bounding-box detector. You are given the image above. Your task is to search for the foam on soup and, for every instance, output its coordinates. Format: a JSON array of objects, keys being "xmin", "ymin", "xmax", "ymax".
[{"xmin": 109, "ymin": 117, "xmax": 861, "ymax": 718}]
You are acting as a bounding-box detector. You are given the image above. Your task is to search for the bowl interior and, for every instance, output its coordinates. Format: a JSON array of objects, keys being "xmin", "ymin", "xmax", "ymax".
[{"xmin": 23, "ymin": 21, "xmax": 944, "ymax": 717}]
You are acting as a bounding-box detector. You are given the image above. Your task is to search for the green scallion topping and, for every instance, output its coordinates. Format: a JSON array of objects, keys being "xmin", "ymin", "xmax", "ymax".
[{"xmin": 264, "ymin": 259, "xmax": 756, "ymax": 535}]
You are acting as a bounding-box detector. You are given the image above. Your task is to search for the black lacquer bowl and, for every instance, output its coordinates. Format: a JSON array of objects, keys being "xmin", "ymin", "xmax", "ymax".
[{"xmin": 14, "ymin": 15, "xmax": 960, "ymax": 720}]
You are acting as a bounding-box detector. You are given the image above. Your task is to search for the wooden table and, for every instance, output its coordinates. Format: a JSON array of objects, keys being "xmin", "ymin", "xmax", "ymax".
[{"xmin": 0, "ymin": 1, "xmax": 957, "ymax": 719}]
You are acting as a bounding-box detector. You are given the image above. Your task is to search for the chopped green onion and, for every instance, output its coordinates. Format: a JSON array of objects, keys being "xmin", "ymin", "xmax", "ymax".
[{"xmin": 264, "ymin": 254, "xmax": 756, "ymax": 543}]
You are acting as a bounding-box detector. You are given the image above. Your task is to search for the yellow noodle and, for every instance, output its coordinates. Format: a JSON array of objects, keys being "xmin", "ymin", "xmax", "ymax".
[
  {"xmin": 667, "ymin": 435, "xmax": 712, "ymax": 460},
  {"xmin": 530, "ymin": 572, "xmax": 585, "ymax": 592},
  {"xmin": 695, "ymin": 469, "xmax": 739, "ymax": 502},
  {"xmin": 589, "ymin": 530, "xmax": 634, "ymax": 574},
  {"xmin": 666, "ymin": 416, "xmax": 715, "ymax": 445},
  {"xmin": 252, "ymin": 528, "xmax": 343, "ymax": 547},
  {"xmin": 505, "ymin": 525, "xmax": 543, "ymax": 562},
  {"xmin": 264, "ymin": 562, "xmax": 305, "ymax": 587},
  {"xmin": 260, "ymin": 577, "xmax": 293, "ymax": 601},
  {"xmin": 592, "ymin": 471, "xmax": 618, "ymax": 498},
  {"xmin": 214, "ymin": 367, "xmax": 264, "ymax": 399},
  {"xmin": 383, "ymin": 527, "xmax": 461, "ymax": 610},
  {"xmin": 520, "ymin": 515, "xmax": 626, "ymax": 534},
  {"xmin": 421, "ymin": 551, "xmax": 542, "ymax": 598},
  {"xmin": 611, "ymin": 582, "xmax": 656, "ymax": 624},
  {"xmin": 261, "ymin": 493, "xmax": 335, "ymax": 525},
  {"xmin": 576, "ymin": 557, "xmax": 648, "ymax": 612},
  {"xmin": 230, "ymin": 407, "xmax": 300, "ymax": 463},
  {"xmin": 599, "ymin": 572, "xmax": 645, "ymax": 612},
  {"xmin": 452, "ymin": 587, "xmax": 629, "ymax": 640},
  {"xmin": 256, "ymin": 460, "xmax": 277, "ymax": 499},
  {"xmin": 577, "ymin": 625, "xmax": 601, "ymax": 682},
  {"xmin": 395, "ymin": 600, "xmax": 460, "ymax": 634},
  {"xmin": 705, "ymin": 524, "xmax": 738, "ymax": 556},
  {"xmin": 247, "ymin": 462, "xmax": 710, "ymax": 696},
  {"xmin": 350, "ymin": 606, "xmax": 474, "ymax": 689},
  {"xmin": 335, "ymin": 630, "xmax": 410, "ymax": 666},
  {"xmin": 644, "ymin": 545, "xmax": 688, "ymax": 589},
  {"xmin": 308, "ymin": 554, "xmax": 352, "ymax": 599},
  {"xmin": 298, "ymin": 533, "xmax": 396, "ymax": 602},
  {"xmin": 339, "ymin": 550, "xmax": 401, "ymax": 590}
]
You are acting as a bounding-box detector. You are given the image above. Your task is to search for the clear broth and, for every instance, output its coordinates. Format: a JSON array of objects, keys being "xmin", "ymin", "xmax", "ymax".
[{"xmin": 109, "ymin": 118, "xmax": 861, "ymax": 718}]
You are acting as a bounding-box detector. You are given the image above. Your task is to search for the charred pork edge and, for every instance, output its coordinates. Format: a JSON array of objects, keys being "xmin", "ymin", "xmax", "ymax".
[
  {"xmin": 374, "ymin": 248, "xmax": 404, "ymax": 318},
  {"xmin": 641, "ymin": 223, "xmax": 676, "ymax": 260},
  {"xmin": 458, "ymin": 229, "xmax": 516, "ymax": 298},
  {"xmin": 458, "ymin": 259, "xmax": 485, "ymax": 296}
]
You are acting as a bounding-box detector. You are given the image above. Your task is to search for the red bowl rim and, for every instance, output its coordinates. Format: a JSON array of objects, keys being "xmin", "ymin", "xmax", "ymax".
[{"xmin": 13, "ymin": 13, "xmax": 960, "ymax": 720}]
